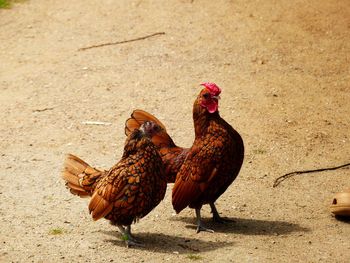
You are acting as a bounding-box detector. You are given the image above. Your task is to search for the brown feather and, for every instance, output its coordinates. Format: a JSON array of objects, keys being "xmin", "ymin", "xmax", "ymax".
[
  {"xmin": 125, "ymin": 109, "xmax": 166, "ymax": 135},
  {"xmin": 67, "ymin": 182, "xmax": 84, "ymax": 192},
  {"xmin": 61, "ymin": 154, "xmax": 103, "ymax": 198},
  {"xmin": 131, "ymin": 109, "xmax": 167, "ymax": 131},
  {"xmin": 62, "ymin": 170, "xmax": 80, "ymax": 187},
  {"xmin": 89, "ymin": 192, "xmax": 114, "ymax": 221},
  {"xmin": 124, "ymin": 119, "xmax": 141, "ymax": 135},
  {"xmin": 69, "ymin": 189, "xmax": 90, "ymax": 197},
  {"xmin": 124, "ymin": 109, "xmax": 177, "ymax": 148},
  {"xmin": 64, "ymin": 154, "xmax": 90, "ymax": 174},
  {"xmin": 172, "ymin": 176, "xmax": 202, "ymax": 213}
]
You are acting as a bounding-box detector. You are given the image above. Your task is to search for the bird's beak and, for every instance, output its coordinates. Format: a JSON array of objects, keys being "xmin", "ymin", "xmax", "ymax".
[{"xmin": 212, "ymin": 95, "xmax": 221, "ymax": 100}]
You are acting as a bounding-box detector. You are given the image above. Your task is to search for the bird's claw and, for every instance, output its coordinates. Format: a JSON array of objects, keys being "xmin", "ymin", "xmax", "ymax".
[{"xmin": 122, "ymin": 235, "xmax": 144, "ymax": 248}]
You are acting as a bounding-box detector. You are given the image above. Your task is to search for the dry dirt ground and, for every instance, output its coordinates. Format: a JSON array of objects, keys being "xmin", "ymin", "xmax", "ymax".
[{"xmin": 1, "ymin": 0, "xmax": 350, "ymax": 262}]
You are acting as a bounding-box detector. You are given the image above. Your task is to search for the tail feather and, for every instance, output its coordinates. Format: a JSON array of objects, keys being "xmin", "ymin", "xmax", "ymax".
[
  {"xmin": 62, "ymin": 170, "xmax": 80, "ymax": 188},
  {"xmin": 64, "ymin": 154, "xmax": 90, "ymax": 175},
  {"xmin": 62, "ymin": 154, "xmax": 102, "ymax": 197},
  {"xmin": 125, "ymin": 109, "xmax": 176, "ymax": 148},
  {"xmin": 125, "ymin": 109, "xmax": 167, "ymax": 136}
]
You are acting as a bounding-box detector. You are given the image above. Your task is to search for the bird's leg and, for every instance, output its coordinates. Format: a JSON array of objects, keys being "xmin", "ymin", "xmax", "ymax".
[
  {"xmin": 195, "ymin": 208, "xmax": 214, "ymax": 233},
  {"xmin": 125, "ymin": 225, "xmax": 141, "ymax": 243},
  {"xmin": 125, "ymin": 225, "xmax": 135, "ymax": 239},
  {"xmin": 117, "ymin": 225, "xmax": 126, "ymax": 235},
  {"xmin": 120, "ymin": 225, "xmax": 144, "ymax": 248},
  {"xmin": 210, "ymin": 202, "xmax": 235, "ymax": 223}
]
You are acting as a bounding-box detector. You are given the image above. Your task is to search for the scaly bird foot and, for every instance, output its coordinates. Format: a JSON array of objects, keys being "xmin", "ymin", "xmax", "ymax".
[
  {"xmin": 123, "ymin": 235, "xmax": 144, "ymax": 248},
  {"xmin": 195, "ymin": 208, "xmax": 214, "ymax": 233},
  {"xmin": 120, "ymin": 225, "xmax": 144, "ymax": 248}
]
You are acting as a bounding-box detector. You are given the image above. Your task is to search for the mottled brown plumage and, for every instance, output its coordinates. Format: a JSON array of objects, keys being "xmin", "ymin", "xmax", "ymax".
[
  {"xmin": 172, "ymin": 84, "xmax": 244, "ymax": 232},
  {"xmin": 62, "ymin": 124, "xmax": 167, "ymax": 246},
  {"xmin": 125, "ymin": 110, "xmax": 189, "ymax": 183},
  {"xmin": 125, "ymin": 83, "xmax": 244, "ymax": 232}
]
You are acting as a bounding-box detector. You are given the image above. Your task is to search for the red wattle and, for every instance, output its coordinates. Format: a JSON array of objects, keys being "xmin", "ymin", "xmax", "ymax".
[{"xmin": 207, "ymin": 101, "xmax": 218, "ymax": 113}]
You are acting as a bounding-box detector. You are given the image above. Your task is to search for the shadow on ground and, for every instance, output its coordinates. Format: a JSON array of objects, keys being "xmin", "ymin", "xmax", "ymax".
[
  {"xmin": 334, "ymin": 215, "xmax": 350, "ymax": 223},
  {"xmin": 169, "ymin": 216, "xmax": 310, "ymax": 235},
  {"xmin": 102, "ymin": 230, "xmax": 232, "ymax": 252}
]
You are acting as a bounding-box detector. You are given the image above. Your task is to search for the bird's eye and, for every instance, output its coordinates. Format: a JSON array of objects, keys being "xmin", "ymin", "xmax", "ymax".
[{"xmin": 202, "ymin": 93, "xmax": 210, "ymax": 99}]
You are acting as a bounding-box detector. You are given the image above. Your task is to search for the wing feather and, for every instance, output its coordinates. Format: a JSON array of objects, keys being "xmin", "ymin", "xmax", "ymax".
[
  {"xmin": 172, "ymin": 143, "xmax": 218, "ymax": 213},
  {"xmin": 88, "ymin": 166, "xmax": 127, "ymax": 221},
  {"xmin": 89, "ymin": 191, "xmax": 114, "ymax": 221},
  {"xmin": 172, "ymin": 172, "xmax": 202, "ymax": 213}
]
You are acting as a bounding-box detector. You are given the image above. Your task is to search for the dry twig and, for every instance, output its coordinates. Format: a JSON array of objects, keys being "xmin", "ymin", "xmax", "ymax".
[
  {"xmin": 273, "ymin": 162, "xmax": 350, "ymax": 187},
  {"xmin": 32, "ymin": 107, "xmax": 55, "ymax": 112},
  {"xmin": 81, "ymin": 121, "xmax": 112, "ymax": 126},
  {"xmin": 78, "ymin": 32, "xmax": 165, "ymax": 51}
]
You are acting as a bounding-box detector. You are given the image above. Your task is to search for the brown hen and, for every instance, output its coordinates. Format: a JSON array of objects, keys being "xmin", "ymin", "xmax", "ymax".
[
  {"xmin": 125, "ymin": 83, "xmax": 244, "ymax": 233},
  {"xmin": 172, "ymin": 82, "xmax": 244, "ymax": 232},
  {"xmin": 62, "ymin": 122, "xmax": 167, "ymax": 246}
]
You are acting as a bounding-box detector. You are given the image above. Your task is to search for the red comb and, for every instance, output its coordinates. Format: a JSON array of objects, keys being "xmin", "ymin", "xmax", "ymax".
[{"xmin": 200, "ymin": 82, "xmax": 221, "ymax": 96}]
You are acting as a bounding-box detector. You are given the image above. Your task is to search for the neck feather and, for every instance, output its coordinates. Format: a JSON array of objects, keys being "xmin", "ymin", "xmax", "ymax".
[{"xmin": 193, "ymin": 99, "xmax": 219, "ymax": 138}]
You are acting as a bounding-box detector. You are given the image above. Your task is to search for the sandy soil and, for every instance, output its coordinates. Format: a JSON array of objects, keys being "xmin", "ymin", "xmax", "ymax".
[{"xmin": 1, "ymin": 0, "xmax": 349, "ymax": 262}]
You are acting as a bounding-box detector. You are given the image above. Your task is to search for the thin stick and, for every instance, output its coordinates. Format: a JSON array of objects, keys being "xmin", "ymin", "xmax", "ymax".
[
  {"xmin": 81, "ymin": 121, "xmax": 112, "ymax": 126},
  {"xmin": 78, "ymin": 32, "xmax": 165, "ymax": 51},
  {"xmin": 273, "ymin": 162, "xmax": 350, "ymax": 188},
  {"xmin": 32, "ymin": 107, "xmax": 55, "ymax": 112}
]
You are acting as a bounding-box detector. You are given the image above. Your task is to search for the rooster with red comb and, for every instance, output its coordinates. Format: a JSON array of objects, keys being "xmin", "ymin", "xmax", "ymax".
[{"xmin": 125, "ymin": 82, "xmax": 244, "ymax": 232}]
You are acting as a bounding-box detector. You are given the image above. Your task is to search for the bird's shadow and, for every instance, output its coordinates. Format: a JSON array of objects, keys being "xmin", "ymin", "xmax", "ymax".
[
  {"xmin": 101, "ymin": 230, "xmax": 233, "ymax": 253},
  {"xmin": 334, "ymin": 215, "xmax": 350, "ymax": 223},
  {"xmin": 101, "ymin": 216, "xmax": 308, "ymax": 251},
  {"xmin": 170, "ymin": 216, "xmax": 310, "ymax": 235}
]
